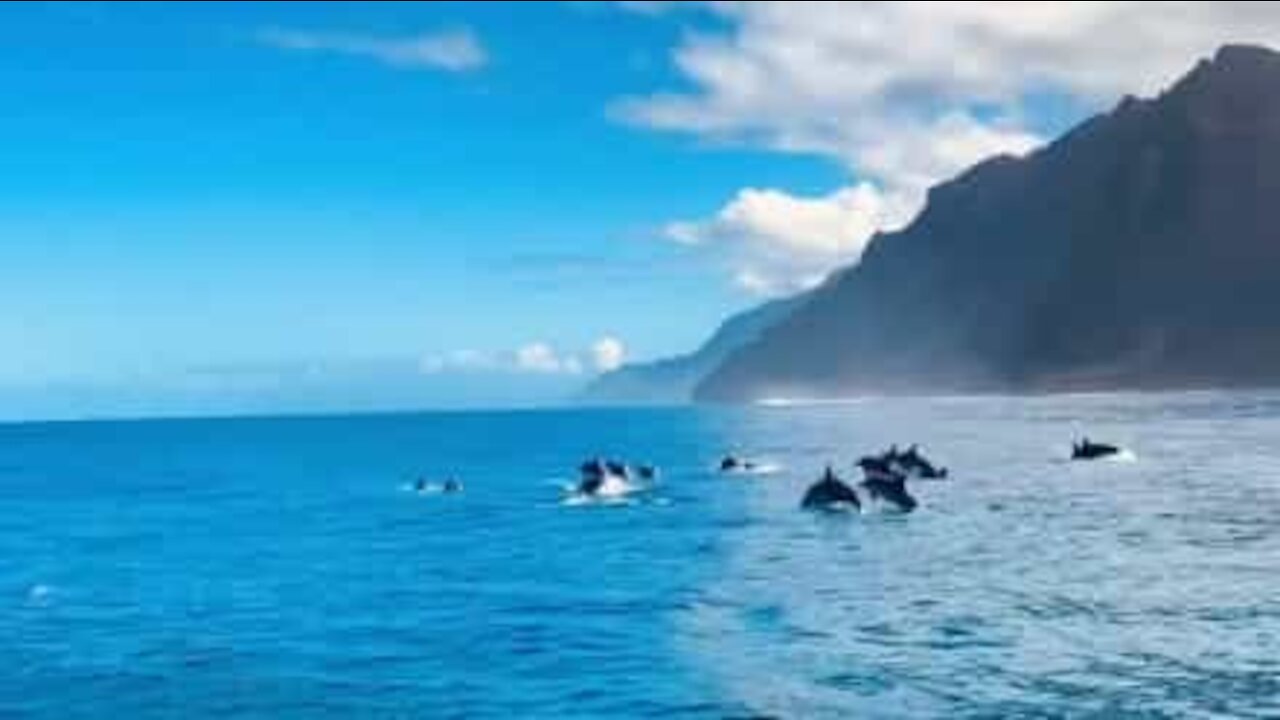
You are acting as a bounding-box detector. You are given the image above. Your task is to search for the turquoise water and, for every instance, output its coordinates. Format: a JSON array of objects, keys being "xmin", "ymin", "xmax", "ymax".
[{"xmin": 4, "ymin": 393, "xmax": 1280, "ymax": 718}]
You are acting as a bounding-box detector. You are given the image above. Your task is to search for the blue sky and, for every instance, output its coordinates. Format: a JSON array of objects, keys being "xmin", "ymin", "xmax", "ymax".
[{"xmin": 0, "ymin": 1, "xmax": 1264, "ymax": 419}]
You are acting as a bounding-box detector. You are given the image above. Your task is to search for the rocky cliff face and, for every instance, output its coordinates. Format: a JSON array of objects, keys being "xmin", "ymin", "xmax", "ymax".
[
  {"xmin": 697, "ymin": 45, "xmax": 1280, "ymax": 402},
  {"xmin": 579, "ymin": 294, "xmax": 802, "ymax": 405}
]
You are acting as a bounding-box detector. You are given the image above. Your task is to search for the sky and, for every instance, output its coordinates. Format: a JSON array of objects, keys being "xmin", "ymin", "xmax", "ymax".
[{"xmin": 1, "ymin": 1, "xmax": 1278, "ymax": 420}]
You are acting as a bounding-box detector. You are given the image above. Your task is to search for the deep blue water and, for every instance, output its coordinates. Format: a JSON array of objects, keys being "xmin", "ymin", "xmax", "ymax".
[{"xmin": 4, "ymin": 393, "xmax": 1280, "ymax": 718}]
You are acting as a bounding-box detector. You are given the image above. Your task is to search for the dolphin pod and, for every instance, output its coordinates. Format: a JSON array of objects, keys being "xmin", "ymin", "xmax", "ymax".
[
  {"xmin": 880, "ymin": 444, "xmax": 948, "ymax": 480},
  {"xmin": 798, "ymin": 445, "xmax": 941, "ymax": 514},
  {"xmin": 799, "ymin": 456, "xmax": 920, "ymax": 514},
  {"xmin": 575, "ymin": 457, "xmax": 659, "ymax": 498},
  {"xmin": 422, "ymin": 434, "xmax": 1127, "ymax": 513}
]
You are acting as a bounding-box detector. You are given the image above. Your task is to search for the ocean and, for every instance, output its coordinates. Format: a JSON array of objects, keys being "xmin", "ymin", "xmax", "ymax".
[{"xmin": 3, "ymin": 392, "xmax": 1279, "ymax": 718}]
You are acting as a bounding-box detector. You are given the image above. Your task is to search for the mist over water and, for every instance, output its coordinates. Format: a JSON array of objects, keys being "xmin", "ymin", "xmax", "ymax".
[{"xmin": 3, "ymin": 392, "xmax": 1279, "ymax": 717}]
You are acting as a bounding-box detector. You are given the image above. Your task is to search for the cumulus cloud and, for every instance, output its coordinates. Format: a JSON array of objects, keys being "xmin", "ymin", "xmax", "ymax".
[
  {"xmin": 258, "ymin": 27, "xmax": 487, "ymax": 71},
  {"xmin": 515, "ymin": 342, "xmax": 582, "ymax": 375},
  {"xmin": 616, "ymin": 2, "xmax": 1280, "ymax": 162},
  {"xmin": 616, "ymin": 1, "xmax": 1280, "ymax": 292},
  {"xmin": 420, "ymin": 337, "xmax": 626, "ymax": 377},
  {"xmin": 590, "ymin": 337, "xmax": 627, "ymax": 373},
  {"xmin": 667, "ymin": 183, "xmax": 916, "ymax": 295}
]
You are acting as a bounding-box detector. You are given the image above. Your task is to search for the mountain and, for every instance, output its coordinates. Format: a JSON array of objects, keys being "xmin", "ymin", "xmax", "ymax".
[
  {"xmin": 580, "ymin": 294, "xmax": 803, "ymax": 405},
  {"xmin": 697, "ymin": 45, "xmax": 1280, "ymax": 402}
]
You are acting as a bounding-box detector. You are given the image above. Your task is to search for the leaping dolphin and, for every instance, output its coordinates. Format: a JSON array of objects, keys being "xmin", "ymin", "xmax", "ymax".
[
  {"xmin": 881, "ymin": 444, "xmax": 948, "ymax": 479},
  {"xmin": 856, "ymin": 456, "xmax": 918, "ymax": 513},
  {"xmin": 801, "ymin": 466, "xmax": 862, "ymax": 511},
  {"xmin": 576, "ymin": 457, "xmax": 639, "ymax": 498}
]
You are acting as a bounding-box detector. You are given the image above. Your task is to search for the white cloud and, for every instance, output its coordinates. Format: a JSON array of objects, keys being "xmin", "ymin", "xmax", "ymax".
[
  {"xmin": 617, "ymin": 1, "xmax": 1280, "ymax": 292},
  {"xmin": 258, "ymin": 27, "xmax": 487, "ymax": 71},
  {"xmin": 516, "ymin": 342, "xmax": 580, "ymax": 374},
  {"xmin": 854, "ymin": 114, "xmax": 1042, "ymax": 199},
  {"xmin": 590, "ymin": 336, "xmax": 627, "ymax": 372},
  {"xmin": 421, "ymin": 338, "xmax": 626, "ymax": 377},
  {"xmin": 667, "ymin": 182, "xmax": 917, "ymax": 295},
  {"xmin": 617, "ymin": 2, "xmax": 1280, "ymax": 159}
]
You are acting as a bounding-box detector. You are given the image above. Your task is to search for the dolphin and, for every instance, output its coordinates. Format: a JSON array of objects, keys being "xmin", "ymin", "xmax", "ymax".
[
  {"xmin": 1071, "ymin": 438, "xmax": 1121, "ymax": 461},
  {"xmin": 856, "ymin": 457, "xmax": 918, "ymax": 513},
  {"xmin": 801, "ymin": 466, "xmax": 862, "ymax": 511},
  {"xmin": 576, "ymin": 457, "xmax": 634, "ymax": 498},
  {"xmin": 720, "ymin": 455, "xmax": 759, "ymax": 473},
  {"xmin": 883, "ymin": 444, "xmax": 948, "ymax": 479}
]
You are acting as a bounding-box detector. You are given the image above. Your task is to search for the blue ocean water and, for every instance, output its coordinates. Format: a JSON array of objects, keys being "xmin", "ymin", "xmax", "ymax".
[{"xmin": 3, "ymin": 392, "xmax": 1280, "ymax": 718}]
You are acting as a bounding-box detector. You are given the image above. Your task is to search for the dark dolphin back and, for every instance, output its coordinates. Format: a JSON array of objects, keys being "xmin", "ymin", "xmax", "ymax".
[
  {"xmin": 1073, "ymin": 441, "xmax": 1120, "ymax": 460},
  {"xmin": 801, "ymin": 471, "xmax": 861, "ymax": 510},
  {"xmin": 862, "ymin": 474, "xmax": 918, "ymax": 513}
]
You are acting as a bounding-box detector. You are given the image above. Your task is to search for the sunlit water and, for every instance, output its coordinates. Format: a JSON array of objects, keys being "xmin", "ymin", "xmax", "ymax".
[{"xmin": 3, "ymin": 392, "xmax": 1280, "ymax": 718}]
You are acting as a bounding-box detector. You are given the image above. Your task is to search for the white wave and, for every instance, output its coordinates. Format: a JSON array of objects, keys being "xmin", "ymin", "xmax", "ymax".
[
  {"xmin": 1059, "ymin": 446, "xmax": 1137, "ymax": 463},
  {"xmin": 559, "ymin": 471, "xmax": 646, "ymax": 506},
  {"xmin": 1110, "ymin": 448, "xmax": 1138, "ymax": 463},
  {"xmin": 811, "ymin": 501, "xmax": 863, "ymax": 515},
  {"xmin": 560, "ymin": 491, "xmax": 635, "ymax": 507},
  {"xmin": 755, "ymin": 397, "xmax": 866, "ymax": 407},
  {"xmin": 595, "ymin": 473, "xmax": 637, "ymax": 497}
]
